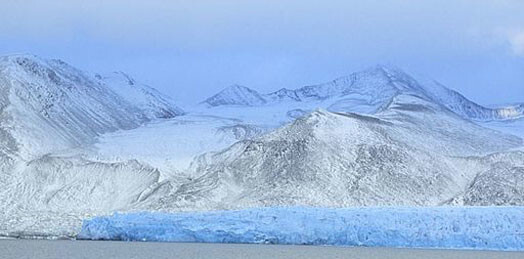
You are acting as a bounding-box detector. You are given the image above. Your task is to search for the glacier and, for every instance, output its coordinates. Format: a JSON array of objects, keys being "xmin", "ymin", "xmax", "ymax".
[{"xmin": 78, "ymin": 207, "xmax": 524, "ymax": 251}]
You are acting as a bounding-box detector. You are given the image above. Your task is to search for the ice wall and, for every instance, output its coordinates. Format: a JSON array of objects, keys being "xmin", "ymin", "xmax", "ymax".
[{"xmin": 78, "ymin": 207, "xmax": 524, "ymax": 251}]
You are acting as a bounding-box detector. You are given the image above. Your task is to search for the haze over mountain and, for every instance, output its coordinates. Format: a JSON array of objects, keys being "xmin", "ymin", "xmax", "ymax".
[{"xmin": 0, "ymin": 54, "xmax": 523, "ymax": 239}]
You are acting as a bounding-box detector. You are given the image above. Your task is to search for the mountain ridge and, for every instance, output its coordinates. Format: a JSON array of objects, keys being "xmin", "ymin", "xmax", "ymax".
[
  {"xmin": 202, "ymin": 66, "xmax": 523, "ymax": 122},
  {"xmin": 203, "ymin": 84, "xmax": 267, "ymax": 107}
]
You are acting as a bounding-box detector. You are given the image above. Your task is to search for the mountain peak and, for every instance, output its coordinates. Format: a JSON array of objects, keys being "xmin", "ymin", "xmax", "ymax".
[
  {"xmin": 221, "ymin": 84, "xmax": 262, "ymax": 95},
  {"xmin": 228, "ymin": 84, "xmax": 250, "ymax": 90},
  {"xmin": 360, "ymin": 64, "xmax": 392, "ymax": 75},
  {"xmin": 1, "ymin": 53, "xmax": 42, "ymax": 61},
  {"xmin": 1, "ymin": 53, "xmax": 48, "ymax": 70},
  {"xmin": 203, "ymin": 84, "xmax": 266, "ymax": 107}
]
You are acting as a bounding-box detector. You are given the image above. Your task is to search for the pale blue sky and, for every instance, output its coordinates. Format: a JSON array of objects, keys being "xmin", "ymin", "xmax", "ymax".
[{"xmin": 1, "ymin": 0, "xmax": 523, "ymax": 105}]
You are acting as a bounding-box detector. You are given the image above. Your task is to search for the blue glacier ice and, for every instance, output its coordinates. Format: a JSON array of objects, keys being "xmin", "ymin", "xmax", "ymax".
[{"xmin": 78, "ymin": 207, "xmax": 524, "ymax": 251}]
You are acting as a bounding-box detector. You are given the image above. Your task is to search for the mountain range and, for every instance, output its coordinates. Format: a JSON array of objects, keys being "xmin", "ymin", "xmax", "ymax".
[{"xmin": 204, "ymin": 66, "xmax": 524, "ymax": 122}]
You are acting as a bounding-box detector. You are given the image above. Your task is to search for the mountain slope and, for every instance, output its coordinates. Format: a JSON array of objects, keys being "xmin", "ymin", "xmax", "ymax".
[
  {"xmin": 414, "ymin": 79, "xmax": 524, "ymax": 121},
  {"xmin": 464, "ymin": 163, "xmax": 524, "ymax": 206},
  {"xmin": 0, "ymin": 54, "xmax": 182, "ymax": 159},
  {"xmin": 98, "ymin": 71, "xmax": 184, "ymax": 119}
]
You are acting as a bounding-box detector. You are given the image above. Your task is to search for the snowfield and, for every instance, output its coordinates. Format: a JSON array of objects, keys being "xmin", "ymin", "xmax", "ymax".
[{"xmin": 78, "ymin": 207, "xmax": 524, "ymax": 251}]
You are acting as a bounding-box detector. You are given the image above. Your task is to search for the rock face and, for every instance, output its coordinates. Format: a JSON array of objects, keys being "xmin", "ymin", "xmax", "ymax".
[
  {"xmin": 464, "ymin": 165, "xmax": 524, "ymax": 206},
  {"xmin": 0, "ymin": 54, "xmax": 183, "ymax": 159}
]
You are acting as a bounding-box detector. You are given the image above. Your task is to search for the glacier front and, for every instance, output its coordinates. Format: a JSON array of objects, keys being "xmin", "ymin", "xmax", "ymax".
[{"xmin": 78, "ymin": 207, "xmax": 524, "ymax": 251}]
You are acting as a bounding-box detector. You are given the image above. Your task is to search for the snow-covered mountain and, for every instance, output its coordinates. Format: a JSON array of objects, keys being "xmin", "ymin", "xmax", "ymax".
[
  {"xmin": 97, "ymin": 71, "xmax": 184, "ymax": 119},
  {"xmin": 0, "ymin": 54, "xmax": 184, "ymax": 237},
  {"xmin": 203, "ymin": 84, "xmax": 267, "ymax": 106},
  {"xmin": 0, "ymin": 54, "xmax": 182, "ymax": 159},
  {"xmin": 203, "ymin": 66, "xmax": 523, "ymax": 121},
  {"xmin": 138, "ymin": 94, "xmax": 522, "ymax": 211}
]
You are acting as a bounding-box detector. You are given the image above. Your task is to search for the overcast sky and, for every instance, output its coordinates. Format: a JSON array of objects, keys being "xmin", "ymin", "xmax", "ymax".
[{"xmin": 1, "ymin": 0, "xmax": 523, "ymax": 105}]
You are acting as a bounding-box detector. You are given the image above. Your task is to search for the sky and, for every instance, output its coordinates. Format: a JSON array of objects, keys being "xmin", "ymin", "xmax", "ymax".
[{"xmin": 1, "ymin": 0, "xmax": 523, "ymax": 106}]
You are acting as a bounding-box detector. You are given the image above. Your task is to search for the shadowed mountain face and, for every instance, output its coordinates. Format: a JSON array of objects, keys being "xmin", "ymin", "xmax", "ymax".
[{"xmin": 203, "ymin": 66, "xmax": 524, "ymax": 121}]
